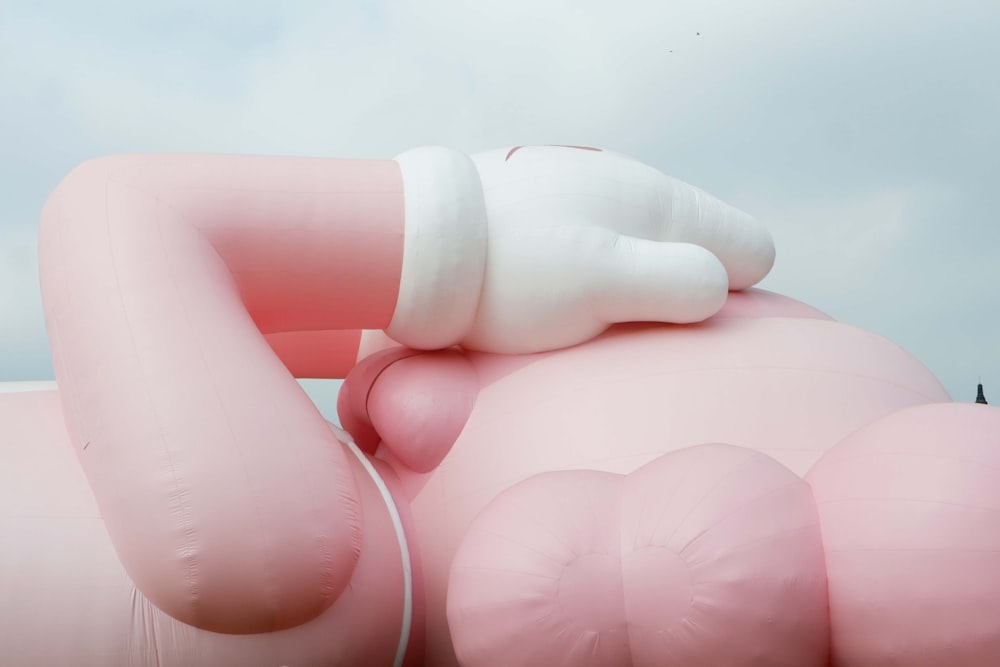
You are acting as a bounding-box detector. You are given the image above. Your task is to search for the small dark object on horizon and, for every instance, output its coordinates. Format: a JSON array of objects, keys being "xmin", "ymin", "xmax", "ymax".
[{"xmin": 976, "ymin": 383, "xmax": 989, "ymax": 404}]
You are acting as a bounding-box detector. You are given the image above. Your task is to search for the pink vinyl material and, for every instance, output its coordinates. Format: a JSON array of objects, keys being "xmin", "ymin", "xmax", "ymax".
[
  {"xmin": 366, "ymin": 351, "xmax": 479, "ymax": 473},
  {"xmin": 807, "ymin": 403, "xmax": 1000, "ymax": 667},
  {"xmin": 39, "ymin": 154, "xmax": 405, "ymax": 633},
  {"xmin": 264, "ymin": 329, "xmax": 364, "ymax": 378},
  {"xmin": 389, "ymin": 312, "xmax": 948, "ymax": 665},
  {"xmin": 711, "ymin": 287, "xmax": 832, "ymax": 320},
  {"xmin": 3, "ymin": 145, "xmax": 989, "ymax": 666},
  {"xmin": 22, "ymin": 145, "xmax": 782, "ymax": 663},
  {"xmin": 0, "ymin": 388, "xmax": 417, "ymax": 666},
  {"xmin": 447, "ymin": 444, "xmax": 829, "ymax": 667}
]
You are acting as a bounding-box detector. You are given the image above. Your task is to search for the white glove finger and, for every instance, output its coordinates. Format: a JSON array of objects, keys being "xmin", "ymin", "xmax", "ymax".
[
  {"xmin": 656, "ymin": 176, "xmax": 775, "ymax": 290},
  {"xmin": 592, "ymin": 236, "xmax": 729, "ymax": 325}
]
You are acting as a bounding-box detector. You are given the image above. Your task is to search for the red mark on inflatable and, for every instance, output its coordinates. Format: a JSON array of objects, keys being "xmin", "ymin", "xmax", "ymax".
[{"xmin": 505, "ymin": 145, "xmax": 603, "ymax": 161}]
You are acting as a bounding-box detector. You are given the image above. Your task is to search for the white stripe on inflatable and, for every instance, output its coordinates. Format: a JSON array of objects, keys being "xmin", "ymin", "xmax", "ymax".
[{"xmin": 343, "ymin": 436, "xmax": 414, "ymax": 667}]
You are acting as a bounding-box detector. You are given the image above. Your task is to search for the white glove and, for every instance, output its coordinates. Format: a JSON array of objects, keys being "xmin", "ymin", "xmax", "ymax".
[{"xmin": 388, "ymin": 145, "xmax": 774, "ymax": 354}]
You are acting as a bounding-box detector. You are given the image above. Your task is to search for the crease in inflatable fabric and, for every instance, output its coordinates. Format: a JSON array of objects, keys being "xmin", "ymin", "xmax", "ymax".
[{"xmin": 344, "ymin": 438, "xmax": 413, "ymax": 667}]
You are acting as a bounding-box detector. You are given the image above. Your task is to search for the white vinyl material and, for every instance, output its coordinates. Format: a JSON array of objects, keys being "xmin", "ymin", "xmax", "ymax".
[
  {"xmin": 460, "ymin": 146, "xmax": 773, "ymax": 352},
  {"xmin": 388, "ymin": 147, "xmax": 488, "ymax": 349},
  {"xmin": 389, "ymin": 145, "xmax": 772, "ymax": 354}
]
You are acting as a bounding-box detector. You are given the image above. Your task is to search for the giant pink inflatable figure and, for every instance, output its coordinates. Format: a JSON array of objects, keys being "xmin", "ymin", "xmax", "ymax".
[{"xmin": 1, "ymin": 145, "xmax": 998, "ymax": 666}]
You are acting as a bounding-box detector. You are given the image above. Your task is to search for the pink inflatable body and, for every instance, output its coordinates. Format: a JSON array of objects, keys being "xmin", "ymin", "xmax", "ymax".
[{"xmin": 1, "ymin": 145, "xmax": 997, "ymax": 666}]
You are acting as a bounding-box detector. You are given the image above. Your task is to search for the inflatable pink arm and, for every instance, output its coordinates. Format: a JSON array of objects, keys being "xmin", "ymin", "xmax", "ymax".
[
  {"xmin": 38, "ymin": 153, "xmax": 421, "ymax": 633},
  {"xmin": 263, "ymin": 329, "xmax": 364, "ymax": 377}
]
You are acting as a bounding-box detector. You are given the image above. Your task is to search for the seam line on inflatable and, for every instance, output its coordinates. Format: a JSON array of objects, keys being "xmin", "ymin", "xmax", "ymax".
[
  {"xmin": 345, "ymin": 440, "xmax": 413, "ymax": 667},
  {"xmin": 561, "ymin": 365, "xmax": 944, "ymax": 404}
]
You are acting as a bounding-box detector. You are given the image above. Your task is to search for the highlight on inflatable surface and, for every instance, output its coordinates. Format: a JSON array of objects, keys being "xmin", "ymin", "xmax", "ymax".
[{"xmin": 2, "ymin": 145, "xmax": 998, "ymax": 666}]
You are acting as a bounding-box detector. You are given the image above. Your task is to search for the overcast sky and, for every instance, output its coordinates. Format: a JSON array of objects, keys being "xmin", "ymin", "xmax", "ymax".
[{"xmin": 2, "ymin": 0, "xmax": 998, "ymax": 407}]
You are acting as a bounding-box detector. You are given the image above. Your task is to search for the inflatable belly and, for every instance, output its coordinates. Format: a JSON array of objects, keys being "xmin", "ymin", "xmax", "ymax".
[{"xmin": 342, "ymin": 291, "xmax": 949, "ymax": 666}]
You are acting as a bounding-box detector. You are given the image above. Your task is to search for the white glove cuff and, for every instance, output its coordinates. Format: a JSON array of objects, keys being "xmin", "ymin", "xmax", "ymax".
[{"xmin": 387, "ymin": 147, "xmax": 487, "ymax": 349}]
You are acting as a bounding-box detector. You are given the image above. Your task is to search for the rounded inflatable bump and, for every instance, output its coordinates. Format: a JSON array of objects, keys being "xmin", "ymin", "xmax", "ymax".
[
  {"xmin": 338, "ymin": 347, "xmax": 424, "ymax": 454},
  {"xmin": 447, "ymin": 444, "xmax": 828, "ymax": 667},
  {"xmin": 448, "ymin": 469, "xmax": 628, "ymax": 667},
  {"xmin": 807, "ymin": 403, "xmax": 1000, "ymax": 667},
  {"xmin": 620, "ymin": 444, "xmax": 828, "ymax": 667},
  {"xmin": 367, "ymin": 350, "xmax": 478, "ymax": 473}
]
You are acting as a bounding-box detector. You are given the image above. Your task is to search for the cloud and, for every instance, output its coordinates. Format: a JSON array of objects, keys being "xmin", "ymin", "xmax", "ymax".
[
  {"xmin": 1, "ymin": 0, "xmax": 998, "ymax": 401},
  {"xmin": 759, "ymin": 190, "xmax": 915, "ymax": 297}
]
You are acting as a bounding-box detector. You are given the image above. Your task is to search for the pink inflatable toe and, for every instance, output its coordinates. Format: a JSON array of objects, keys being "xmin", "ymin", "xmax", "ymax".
[
  {"xmin": 447, "ymin": 444, "xmax": 829, "ymax": 667},
  {"xmin": 808, "ymin": 403, "xmax": 1000, "ymax": 667}
]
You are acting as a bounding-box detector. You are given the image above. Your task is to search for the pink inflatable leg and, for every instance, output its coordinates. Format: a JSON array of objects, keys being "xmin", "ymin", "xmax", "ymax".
[{"xmin": 0, "ymin": 388, "xmax": 420, "ymax": 666}]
